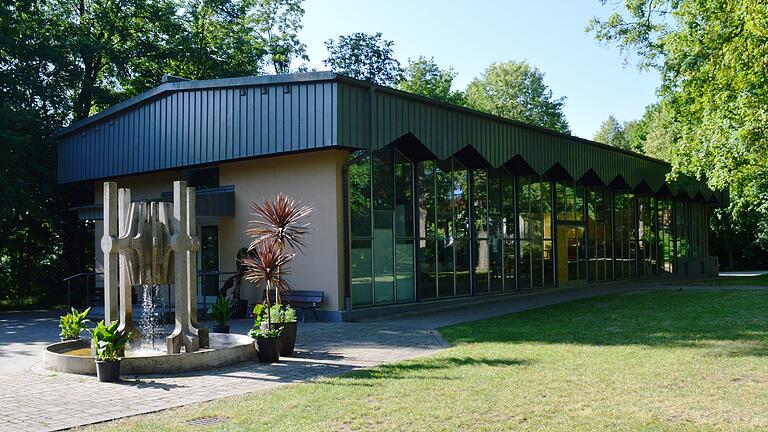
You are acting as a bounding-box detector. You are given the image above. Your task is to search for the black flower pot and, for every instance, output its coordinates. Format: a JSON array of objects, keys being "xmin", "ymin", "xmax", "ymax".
[
  {"xmin": 212, "ymin": 324, "xmax": 230, "ymax": 334},
  {"xmin": 233, "ymin": 299, "xmax": 249, "ymax": 319},
  {"xmin": 272, "ymin": 321, "xmax": 298, "ymax": 357},
  {"xmin": 95, "ymin": 360, "xmax": 121, "ymax": 382},
  {"xmin": 60, "ymin": 336, "xmax": 80, "ymax": 343},
  {"xmin": 255, "ymin": 337, "xmax": 280, "ymax": 363}
]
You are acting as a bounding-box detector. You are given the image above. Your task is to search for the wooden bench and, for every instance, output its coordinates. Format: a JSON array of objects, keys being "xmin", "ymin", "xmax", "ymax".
[{"xmin": 262, "ymin": 289, "xmax": 324, "ymax": 322}]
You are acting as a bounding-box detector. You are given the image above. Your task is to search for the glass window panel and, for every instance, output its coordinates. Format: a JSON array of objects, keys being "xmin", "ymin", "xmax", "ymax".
[
  {"xmin": 372, "ymin": 148, "xmax": 393, "ymax": 210},
  {"xmin": 519, "ymin": 240, "xmax": 531, "ymax": 289},
  {"xmin": 473, "ymin": 170, "xmax": 488, "ymax": 237},
  {"xmin": 350, "ymin": 239, "xmax": 373, "ymax": 306},
  {"xmin": 418, "ymin": 161, "xmax": 436, "ymax": 238},
  {"xmin": 395, "ymin": 239, "xmax": 415, "ymax": 302},
  {"xmin": 543, "ymin": 239, "xmax": 554, "ymax": 286},
  {"xmin": 437, "ymin": 238, "xmax": 455, "ymax": 297},
  {"xmin": 349, "ymin": 157, "xmax": 371, "ymax": 237},
  {"xmin": 436, "ymin": 163, "xmax": 453, "ymax": 242},
  {"xmin": 373, "ymin": 211, "xmax": 394, "ymax": 304},
  {"xmin": 455, "ymin": 239, "xmax": 471, "ymax": 296},
  {"xmin": 418, "ymin": 239, "xmax": 437, "ymax": 299},
  {"xmin": 503, "ymin": 239, "xmax": 516, "ymax": 290},
  {"xmin": 502, "ymin": 171, "xmax": 516, "ymax": 239},
  {"xmin": 474, "ymin": 238, "xmax": 490, "ymax": 294},
  {"xmin": 489, "ymin": 235, "xmax": 504, "ymax": 292},
  {"xmin": 453, "ymin": 163, "xmax": 470, "ymax": 239},
  {"xmin": 394, "ymin": 152, "xmax": 414, "ymax": 238}
]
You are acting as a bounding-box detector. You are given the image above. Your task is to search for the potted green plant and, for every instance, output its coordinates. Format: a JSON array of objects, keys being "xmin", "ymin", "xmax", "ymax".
[
  {"xmin": 59, "ymin": 307, "xmax": 92, "ymax": 342},
  {"xmin": 89, "ymin": 320, "xmax": 131, "ymax": 382},
  {"xmin": 246, "ymin": 193, "xmax": 312, "ymax": 356},
  {"xmin": 270, "ymin": 304, "xmax": 298, "ymax": 356},
  {"xmin": 247, "ymin": 323, "xmax": 282, "ymax": 362},
  {"xmin": 209, "ymin": 297, "xmax": 235, "ymax": 333},
  {"xmin": 242, "ymin": 240, "xmax": 293, "ymax": 363}
]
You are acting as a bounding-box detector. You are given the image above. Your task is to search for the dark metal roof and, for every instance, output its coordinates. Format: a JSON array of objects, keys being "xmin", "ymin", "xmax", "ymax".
[{"xmin": 55, "ymin": 71, "xmax": 720, "ymax": 203}]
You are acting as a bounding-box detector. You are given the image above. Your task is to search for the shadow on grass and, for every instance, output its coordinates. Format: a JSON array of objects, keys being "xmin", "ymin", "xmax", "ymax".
[
  {"xmin": 439, "ymin": 290, "xmax": 768, "ymax": 357},
  {"xmin": 320, "ymin": 357, "xmax": 533, "ymax": 386}
]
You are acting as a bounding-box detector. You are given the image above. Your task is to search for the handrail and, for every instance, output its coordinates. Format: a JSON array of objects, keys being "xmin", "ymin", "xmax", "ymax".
[
  {"xmin": 62, "ymin": 270, "xmax": 242, "ymax": 311},
  {"xmin": 63, "ymin": 272, "xmax": 102, "ymax": 282}
]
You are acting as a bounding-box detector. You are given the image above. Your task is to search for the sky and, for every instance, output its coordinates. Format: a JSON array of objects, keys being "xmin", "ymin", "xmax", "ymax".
[{"xmin": 297, "ymin": 0, "xmax": 661, "ymax": 140}]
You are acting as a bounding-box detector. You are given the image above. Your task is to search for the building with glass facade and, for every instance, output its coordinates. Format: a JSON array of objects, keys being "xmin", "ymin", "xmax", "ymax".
[{"xmin": 56, "ymin": 72, "xmax": 722, "ymax": 320}]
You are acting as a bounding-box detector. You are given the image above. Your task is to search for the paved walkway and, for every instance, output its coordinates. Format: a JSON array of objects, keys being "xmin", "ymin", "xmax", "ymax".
[{"xmin": 0, "ymin": 280, "xmax": 706, "ymax": 431}]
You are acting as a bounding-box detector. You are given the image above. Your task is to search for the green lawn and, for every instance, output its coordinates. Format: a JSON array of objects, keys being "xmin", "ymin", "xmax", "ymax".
[
  {"xmin": 81, "ymin": 290, "xmax": 768, "ymax": 431},
  {"xmin": 690, "ymin": 273, "xmax": 768, "ymax": 286}
]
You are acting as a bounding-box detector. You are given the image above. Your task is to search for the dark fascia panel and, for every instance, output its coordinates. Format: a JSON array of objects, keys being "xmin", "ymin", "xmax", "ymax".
[
  {"xmin": 578, "ymin": 169, "xmax": 606, "ymax": 187},
  {"xmin": 608, "ymin": 175, "xmax": 631, "ymax": 191},
  {"xmin": 453, "ymin": 145, "xmax": 492, "ymax": 170},
  {"xmin": 503, "ymin": 155, "xmax": 538, "ymax": 176},
  {"xmin": 634, "ymin": 180, "xmax": 655, "ymax": 195},
  {"xmin": 543, "ymin": 162, "xmax": 574, "ymax": 182},
  {"xmin": 391, "ymin": 133, "xmax": 438, "ymax": 162}
]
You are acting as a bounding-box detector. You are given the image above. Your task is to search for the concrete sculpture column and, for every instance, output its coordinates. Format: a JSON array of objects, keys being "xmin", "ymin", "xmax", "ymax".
[
  {"xmin": 101, "ymin": 180, "xmax": 208, "ymax": 354},
  {"xmin": 166, "ymin": 181, "xmax": 204, "ymax": 354}
]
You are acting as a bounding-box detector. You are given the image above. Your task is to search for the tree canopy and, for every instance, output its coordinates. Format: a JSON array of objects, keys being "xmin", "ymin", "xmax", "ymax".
[
  {"xmin": 589, "ymin": 0, "xmax": 768, "ymax": 265},
  {"xmin": 323, "ymin": 32, "xmax": 402, "ymax": 86},
  {"xmin": 397, "ymin": 56, "xmax": 466, "ymax": 106},
  {"xmin": 465, "ymin": 61, "xmax": 570, "ymax": 133}
]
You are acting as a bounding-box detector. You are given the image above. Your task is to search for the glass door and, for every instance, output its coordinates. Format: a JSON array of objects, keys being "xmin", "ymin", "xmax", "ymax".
[
  {"xmin": 199, "ymin": 225, "xmax": 219, "ymax": 306},
  {"xmin": 557, "ymin": 225, "xmax": 586, "ymax": 284}
]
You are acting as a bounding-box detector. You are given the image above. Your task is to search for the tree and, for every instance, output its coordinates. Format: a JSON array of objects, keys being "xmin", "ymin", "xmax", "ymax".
[
  {"xmin": 397, "ymin": 56, "xmax": 466, "ymax": 106},
  {"xmin": 465, "ymin": 61, "xmax": 570, "ymax": 133},
  {"xmin": 247, "ymin": 0, "xmax": 308, "ymax": 74},
  {"xmin": 323, "ymin": 32, "xmax": 402, "ymax": 85},
  {"xmin": 594, "ymin": 115, "xmax": 628, "ymax": 149},
  {"xmin": 0, "ymin": 0, "xmax": 310, "ymax": 305},
  {"xmin": 588, "ymin": 0, "xmax": 768, "ymax": 266}
]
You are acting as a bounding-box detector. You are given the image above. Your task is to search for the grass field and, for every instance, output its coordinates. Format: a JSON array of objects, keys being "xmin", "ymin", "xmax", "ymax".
[
  {"xmin": 691, "ymin": 273, "xmax": 768, "ymax": 286},
  {"xmin": 81, "ymin": 289, "xmax": 768, "ymax": 431}
]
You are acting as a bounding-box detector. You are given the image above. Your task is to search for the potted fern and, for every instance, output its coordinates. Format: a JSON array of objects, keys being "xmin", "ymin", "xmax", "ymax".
[
  {"xmin": 89, "ymin": 320, "xmax": 131, "ymax": 382},
  {"xmin": 59, "ymin": 307, "xmax": 91, "ymax": 342},
  {"xmin": 209, "ymin": 296, "xmax": 235, "ymax": 333},
  {"xmin": 246, "ymin": 193, "xmax": 311, "ymax": 357}
]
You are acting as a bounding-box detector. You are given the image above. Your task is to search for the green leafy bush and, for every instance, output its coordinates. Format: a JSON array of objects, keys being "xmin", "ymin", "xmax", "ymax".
[
  {"xmin": 209, "ymin": 297, "xmax": 235, "ymax": 326},
  {"xmin": 59, "ymin": 307, "xmax": 91, "ymax": 339},
  {"xmin": 247, "ymin": 326, "xmax": 282, "ymax": 339},
  {"xmin": 89, "ymin": 320, "xmax": 130, "ymax": 362}
]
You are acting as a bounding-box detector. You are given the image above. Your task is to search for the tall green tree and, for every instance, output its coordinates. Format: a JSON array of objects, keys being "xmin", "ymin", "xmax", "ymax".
[
  {"xmin": 588, "ymin": 0, "xmax": 768, "ymax": 266},
  {"xmin": 0, "ymin": 0, "xmax": 310, "ymax": 304},
  {"xmin": 397, "ymin": 56, "xmax": 466, "ymax": 106},
  {"xmin": 593, "ymin": 115, "xmax": 629, "ymax": 149},
  {"xmin": 323, "ymin": 32, "xmax": 402, "ymax": 85},
  {"xmin": 465, "ymin": 61, "xmax": 570, "ymax": 133}
]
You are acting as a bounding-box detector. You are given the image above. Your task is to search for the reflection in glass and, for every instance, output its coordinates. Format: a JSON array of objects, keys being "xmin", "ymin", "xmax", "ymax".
[{"xmin": 350, "ymin": 239, "xmax": 373, "ymax": 306}]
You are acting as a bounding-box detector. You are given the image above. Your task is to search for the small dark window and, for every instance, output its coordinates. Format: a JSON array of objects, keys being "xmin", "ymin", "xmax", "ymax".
[{"xmin": 186, "ymin": 167, "xmax": 219, "ymax": 190}]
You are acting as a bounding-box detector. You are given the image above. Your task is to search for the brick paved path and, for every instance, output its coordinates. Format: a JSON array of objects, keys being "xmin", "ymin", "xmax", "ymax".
[{"xmin": 1, "ymin": 282, "xmax": 660, "ymax": 431}]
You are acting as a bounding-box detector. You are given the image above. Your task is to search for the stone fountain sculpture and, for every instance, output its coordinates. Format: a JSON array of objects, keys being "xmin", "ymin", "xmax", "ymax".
[{"xmin": 101, "ymin": 180, "xmax": 209, "ymax": 354}]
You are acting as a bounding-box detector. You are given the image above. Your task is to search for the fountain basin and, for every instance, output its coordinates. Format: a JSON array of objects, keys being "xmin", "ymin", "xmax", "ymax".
[{"xmin": 42, "ymin": 333, "xmax": 256, "ymax": 375}]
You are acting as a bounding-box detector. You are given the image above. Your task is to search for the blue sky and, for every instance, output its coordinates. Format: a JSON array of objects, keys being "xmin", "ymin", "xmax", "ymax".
[{"xmin": 298, "ymin": 0, "xmax": 660, "ymax": 140}]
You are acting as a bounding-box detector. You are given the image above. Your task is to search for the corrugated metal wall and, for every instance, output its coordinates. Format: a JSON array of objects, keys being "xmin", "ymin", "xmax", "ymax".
[
  {"xmin": 335, "ymin": 81, "xmax": 715, "ymax": 201},
  {"xmin": 57, "ymin": 73, "xmax": 717, "ymax": 203},
  {"xmin": 58, "ymin": 81, "xmax": 337, "ymax": 183}
]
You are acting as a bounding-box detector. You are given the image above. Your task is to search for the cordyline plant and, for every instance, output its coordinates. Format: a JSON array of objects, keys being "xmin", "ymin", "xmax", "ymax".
[
  {"xmin": 246, "ymin": 193, "xmax": 311, "ymax": 305},
  {"xmin": 241, "ymin": 239, "xmax": 294, "ymax": 330}
]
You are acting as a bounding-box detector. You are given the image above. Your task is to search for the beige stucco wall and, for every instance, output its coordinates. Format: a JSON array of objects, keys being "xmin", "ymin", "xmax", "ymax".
[
  {"xmin": 93, "ymin": 149, "xmax": 349, "ymax": 313},
  {"xmin": 218, "ymin": 150, "xmax": 348, "ymax": 311}
]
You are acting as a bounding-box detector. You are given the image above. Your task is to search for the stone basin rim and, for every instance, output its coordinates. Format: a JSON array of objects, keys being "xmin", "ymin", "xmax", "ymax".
[{"xmin": 42, "ymin": 332, "xmax": 256, "ymax": 375}]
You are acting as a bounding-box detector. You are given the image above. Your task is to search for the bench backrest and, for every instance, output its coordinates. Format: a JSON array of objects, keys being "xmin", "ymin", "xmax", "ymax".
[{"xmin": 264, "ymin": 289, "xmax": 324, "ymax": 306}]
